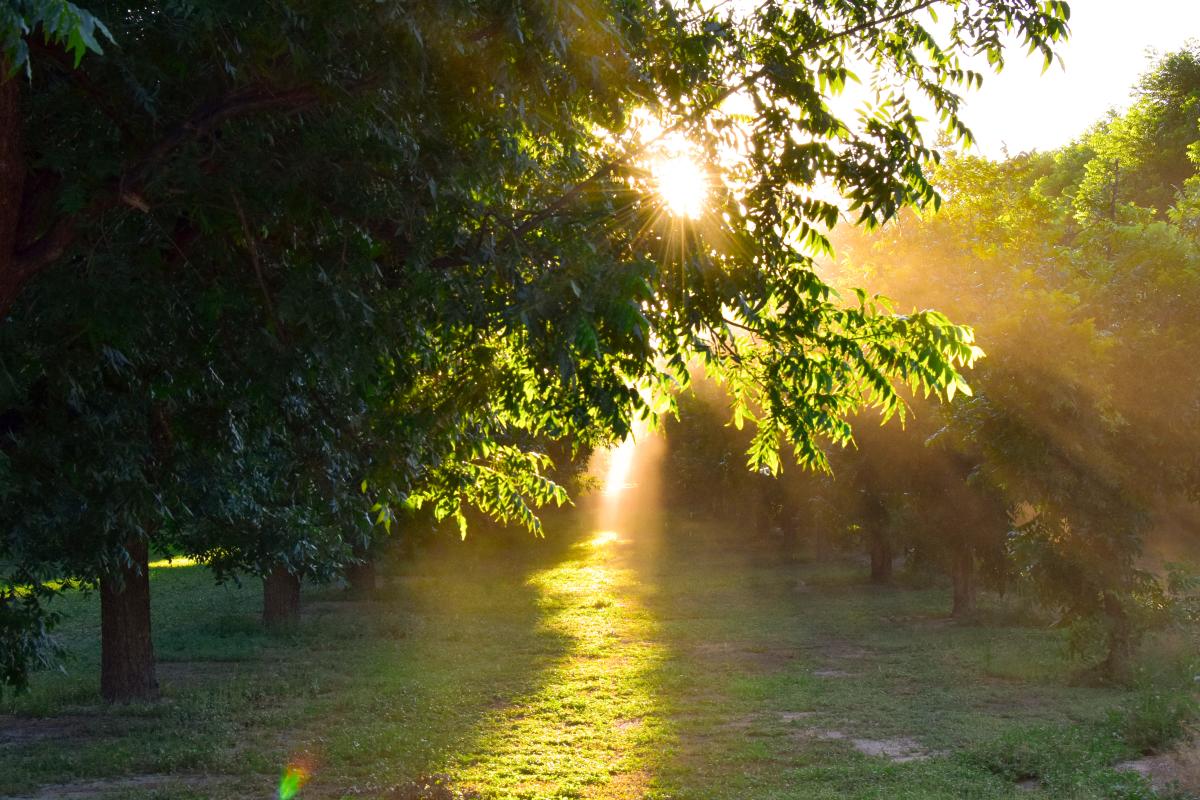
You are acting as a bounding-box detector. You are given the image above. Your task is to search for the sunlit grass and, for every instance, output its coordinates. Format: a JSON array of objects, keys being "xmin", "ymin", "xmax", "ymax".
[
  {"xmin": 150, "ymin": 556, "xmax": 198, "ymax": 569},
  {"xmin": 589, "ymin": 530, "xmax": 621, "ymax": 548},
  {"xmin": 452, "ymin": 535, "xmax": 668, "ymax": 799}
]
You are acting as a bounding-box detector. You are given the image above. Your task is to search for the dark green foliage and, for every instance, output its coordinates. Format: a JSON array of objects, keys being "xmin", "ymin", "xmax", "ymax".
[
  {"xmin": 0, "ymin": 585, "xmax": 61, "ymax": 692},
  {"xmin": 1, "ymin": 0, "xmax": 111, "ymax": 74}
]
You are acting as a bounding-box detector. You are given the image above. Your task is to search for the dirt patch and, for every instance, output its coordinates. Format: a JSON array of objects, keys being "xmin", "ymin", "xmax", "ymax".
[
  {"xmin": 812, "ymin": 668, "xmax": 854, "ymax": 678},
  {"xmin": 7, "ymin": 773, "xmax": 226, "ymax": 800},
  {"xmin": 690, "ymin": 641, "xmax": 796, "ymax": 670},
  {"xmin": 1172, "ymin": 733, "xmax": 1200, "ymax": 795},
  {"xmin": 614, "ymin": 717, "xmax": 643, "ymax": 732},
  {"xmin": 1116, "ymin": 754, "xmax": 1173, "ymax": 777},
  {"xmin": 0, "ymin": 715, "xmax": 87, "ymax": 747},
  {"xmin": 816, "ymin": 642, "xmax": 872, "ymax": 661},
  {"xmin": 798, "ymin": 729, "xmax": 938, "ymax": 762},
  {"xmin": 1108, "ymin": 743, "xmax": 1195, "ymax": 796},
  {"xmin": 382, "ymin": 774, "xmax": 480, "ymax": 800},
  {"xmin": 849, "ymin": 736, "xmax": 937, "ymax": 762},
  {"xmin": 584, "ymin": 770, "xmax": 651, "ymax": 800},
  {"xmin": 672, "ymin": 711, "xmax": 764, "ymax": 738},
  {"xmin": 0, "ymin": 714, "xmax": 140, "ymax": 748},
  {"xmin": 777, "ymin": 711, "xmax": 815, "ymax": 722}
]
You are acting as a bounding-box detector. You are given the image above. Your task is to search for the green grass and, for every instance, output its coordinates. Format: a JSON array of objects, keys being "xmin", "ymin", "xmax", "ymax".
[{"xmin": 1, "ymin": 516, "xmax": 1196, "ymax": 799}]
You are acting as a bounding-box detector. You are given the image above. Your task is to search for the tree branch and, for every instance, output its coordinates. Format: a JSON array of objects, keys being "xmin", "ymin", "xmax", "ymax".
[
  {"xmin": 231, "ymin": 192, "xmax": 288, "ymax": 346},
  {"xmin": 3, "ymin": 83, "xmax": 331, "ymax": 316}
]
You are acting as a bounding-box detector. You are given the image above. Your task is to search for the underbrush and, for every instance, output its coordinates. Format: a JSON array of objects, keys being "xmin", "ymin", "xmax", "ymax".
[
  {"xmin": 968, "ymin": 673, "xmax": 1199, "ymax": 799},
  {"xmin": 1116, "ymin": 685, "xmax": 1198, "ymax": 755}
]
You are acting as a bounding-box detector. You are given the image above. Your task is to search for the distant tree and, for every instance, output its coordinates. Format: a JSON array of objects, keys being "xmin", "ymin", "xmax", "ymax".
[
  {"xmin": 829, "ymin": 47, "xmax": 1200, "ymax": 675},
  {"xmin": 1070, "ymin": 44, "xmax": 1200, "ymax": 223}
]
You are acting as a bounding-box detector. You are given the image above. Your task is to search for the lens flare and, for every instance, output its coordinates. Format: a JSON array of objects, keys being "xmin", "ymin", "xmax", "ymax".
[{"xmin": 278, "ymin": 763, "xmax": 311, "ymax": 800}]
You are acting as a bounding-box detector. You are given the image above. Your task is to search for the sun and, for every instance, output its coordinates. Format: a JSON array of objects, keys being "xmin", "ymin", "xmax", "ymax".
[{"xmin": 651, "ymin": 150, "xmax": 708, "ymax": 219}]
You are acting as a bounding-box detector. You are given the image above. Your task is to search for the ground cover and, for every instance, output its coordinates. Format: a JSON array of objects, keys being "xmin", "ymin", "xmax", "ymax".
[{"xmin": 1, "ymin": 517, "xmax": 1195, "ymax": 799}]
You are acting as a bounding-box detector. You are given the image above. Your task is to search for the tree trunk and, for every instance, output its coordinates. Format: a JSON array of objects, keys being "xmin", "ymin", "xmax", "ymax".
[
  {"xmin": 779, "ymin": 519, "xmax": 798, "ymax": 562},
  {"xmin": 951, "ymin": 543, "xmax": 976, "ymax": 617},
  {"xmin": 0, "ymin": 69, "xmax": 25, "ymax": 316},
  {"xmin": 868, "ymin": 529, "xmax": 893, "ymax": 584},
  {"xmin": 263, "ymin": 564, "xmax": 301, "ymax": 629},
  {"xmin": 1100, "ymin": 592, "xmax": 1134, "ymax": 683},
  {"xmin": 345, "ymin": 557, "xmax": 377, "ymax": 600},
  {"xmin": 100, "ymin": 540, "xmax": 158, "ymax": 703}
]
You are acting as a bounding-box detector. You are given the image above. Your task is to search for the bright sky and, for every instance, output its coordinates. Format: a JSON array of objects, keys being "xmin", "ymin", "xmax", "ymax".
[{"xmin": 963, "ymin": 0, "xmax": 1200, "ymax": 157}]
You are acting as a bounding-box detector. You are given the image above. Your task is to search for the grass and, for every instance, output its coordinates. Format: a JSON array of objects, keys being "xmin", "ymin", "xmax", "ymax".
[{"xmin": 1, "ymin": 514, "xmax": 1196, "ymax": 799}]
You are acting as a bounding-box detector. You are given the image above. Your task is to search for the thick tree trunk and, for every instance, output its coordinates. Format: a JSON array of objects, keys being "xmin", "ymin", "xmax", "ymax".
[
  {"xmin": 100, "ymin": 540, "xmax": 158, "ymax": 703},
  {"xmin": 263, "ymin": 564, "xmax": 301, "ymax": 628},
  {"xmin": 868, "ymin": 529, "xmax": 893, "ymax": 584},
  {"xmin": 345, "ymin": 557, "xmax": 377, "ymax": 600},
  {"xmin": 951, "ymin": 544, "xmax": 976, "ymax": 617},
  {"xmin": 0, "ymin": 69, "xmax": 25, "ymax": 316}
]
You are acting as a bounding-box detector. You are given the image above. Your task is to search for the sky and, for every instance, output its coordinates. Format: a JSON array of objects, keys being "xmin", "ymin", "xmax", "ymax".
[{"xmin": 962, "ymin": 0, "xmax": 1200, "ymax": 157}]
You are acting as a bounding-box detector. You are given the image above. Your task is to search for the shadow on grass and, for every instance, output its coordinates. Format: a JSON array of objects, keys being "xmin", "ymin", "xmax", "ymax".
[{"xmin": 0, "ymin": 531, "xmax": 580, "ymax": 799}]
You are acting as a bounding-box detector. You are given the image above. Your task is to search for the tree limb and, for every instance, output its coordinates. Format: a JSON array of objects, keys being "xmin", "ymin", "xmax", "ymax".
[{"xmin": 2, "ymin": 83, "xmax": 329, "ymax": 316}]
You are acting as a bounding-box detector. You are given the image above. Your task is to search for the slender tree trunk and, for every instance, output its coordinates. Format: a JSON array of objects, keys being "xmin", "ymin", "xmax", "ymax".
[
  {"xmin": 779, "ymin": 519, "xmax": 798, "ymax": 562},
  {"xmin": 100, "ymin": 539, "xmax": 158, "ymax": 703},
  {"xmin": 0, "ymin": 69, "xmax": 25, "ymax": 316},
  {"xmin": 262, "ymin": 564, "xmax": 301, "ymax": 629},
  {"xmin": 1100, "ymin": 592, "xmax": 1134, "ymax": 683},
  {"xmin": 951, "ymin": 543, "xmax": 976, "ymax": 617},
  {"xmin": 345, "ymin": 556, "xmax": 377, "ymax": 600},
  {"xmin": 815, "ymin": 520, "xmax": 832, "ymax": 562},
  {"xmin": 868, "ymin": 529, "xmax": 893, "ymax": 584}
]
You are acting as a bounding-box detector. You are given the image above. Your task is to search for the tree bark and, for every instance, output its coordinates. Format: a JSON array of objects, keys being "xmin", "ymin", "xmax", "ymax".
[
  {"xmin": 263, "ymin": 564, "xmax": 301, "ymax": 628},
  {"xmin": 951, "ymin": 543, "xmax": 976, "ymax": 617},
  {"xmin": 99, "ymin": 539, "xmax": 159, "ymax": 703},
  {"xmin": 0, "ymin": 69, "xmax": 25, "ymax": 316},
  {"xmin": 868, "ymin": 529, "xmax": 893, "ymax": 584}
]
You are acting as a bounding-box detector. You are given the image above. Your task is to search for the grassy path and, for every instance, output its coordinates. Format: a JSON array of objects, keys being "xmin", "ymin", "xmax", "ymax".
[{"xmin": 450, "ymin": 531, "xmax": 667, "ymax": 798}]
